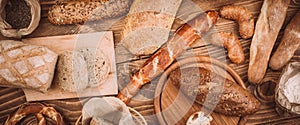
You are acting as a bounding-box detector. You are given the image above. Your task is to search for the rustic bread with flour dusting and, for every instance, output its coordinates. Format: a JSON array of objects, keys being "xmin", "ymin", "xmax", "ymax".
[
  {"xmin": 0, "ymin": 40, "xmax": 57, "ymax": 92},
  {"xmin": 55, "ymin": 48, "xmax": 110, "ymax": 92},
  {"xmin": 121, "ymin": 0, "xmax": 182, "ymax": 55}
]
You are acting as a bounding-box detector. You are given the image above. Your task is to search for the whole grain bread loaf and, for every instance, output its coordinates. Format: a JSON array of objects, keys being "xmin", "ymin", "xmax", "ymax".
[
  {"xmin": 55, "ymin": 48, "xmax": 110, "ymax": 92},
  {"xmin": 121, "ymin": 0, "xmax": 182, "ymax": 55},
  {"xmin": 170, "ymin": 67, "xmax": 261, "ymax": 116},
  {"xmin": 0, "ymin": 40, "xmax": 57, "ymax": 92}
]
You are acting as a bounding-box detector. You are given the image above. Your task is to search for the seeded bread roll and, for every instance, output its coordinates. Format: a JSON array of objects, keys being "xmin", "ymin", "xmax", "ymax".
[
  {"xmin": 55, "ymin": 51, "xmax": 89, "ymax": 92},
  {"xmin": 170, "ymin": 67, "xmax": 261, "ymax": 116},
  {"xmin": 55, "ymin": 48, "xmax": 110, "ymax": 92},
  {"xmin": 0, "ymin": 40, "xmax": 57, "ymax": 92},
  {"xmin": 48, "ymin": 0, "xmax": 132, "ymax": 25}
]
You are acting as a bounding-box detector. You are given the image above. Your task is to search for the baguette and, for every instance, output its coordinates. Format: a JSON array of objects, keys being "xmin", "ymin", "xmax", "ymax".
[
  {"xmin": 248, "ymin": 0, "xmax": 291, "ymax": 84},
  {"xmin": 120, "ymin": 0, "xmax": 182, "ymax": 55},
  {"xmin": 169, "ymin": 67, "xmax": 260, "ymax": 116},
  {"xmin": 117, "ymin": 11, "xmax": 219, "ymax": 104},
  {"xmin": 269, "ymin": 11, "xmax": 300, "ymax": 70},
  {"xmin": 0, "ymin": 40, "xmax": 57, "ymax": 92}
]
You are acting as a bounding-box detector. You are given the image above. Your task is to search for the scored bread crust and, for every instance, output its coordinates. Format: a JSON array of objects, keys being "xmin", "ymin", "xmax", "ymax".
[{"xmin": 0, "ymin": 40, "xmax": 58, "ymax": 92}]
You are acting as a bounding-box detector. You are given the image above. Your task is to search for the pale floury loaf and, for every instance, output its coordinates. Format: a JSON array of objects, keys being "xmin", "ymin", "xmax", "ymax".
[
  {"xmin": 0, "ymin": 40, "xmax": 57, "ymax": 92},
  {"xmin": 121, "ymin": 0, "xmax": 182, "ymax": 55}
]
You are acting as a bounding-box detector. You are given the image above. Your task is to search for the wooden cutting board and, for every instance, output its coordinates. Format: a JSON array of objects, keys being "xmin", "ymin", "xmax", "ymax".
[{"xmin": 22, "ymin": 32, "xmax": 118, "ymax": 101}]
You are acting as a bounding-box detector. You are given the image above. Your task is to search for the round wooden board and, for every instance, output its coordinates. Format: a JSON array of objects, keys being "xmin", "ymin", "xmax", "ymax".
[{"xmin": 154, "ymin": 57, "xmax": 243, "ymax": 125}]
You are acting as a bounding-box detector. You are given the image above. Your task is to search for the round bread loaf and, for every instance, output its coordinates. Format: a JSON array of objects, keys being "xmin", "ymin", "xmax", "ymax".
[{"xmin": 55, "ymin": 51, "xmax": 88, "ymax": 92}]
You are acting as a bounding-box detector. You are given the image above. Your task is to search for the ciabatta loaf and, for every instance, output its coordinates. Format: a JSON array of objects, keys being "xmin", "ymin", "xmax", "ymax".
[
  {"xmin": 121, "ymin": 0, "xmax": 182, "ymax": 55},
  {"xmin": 0, "ymin": 40, "xmax": 57, "ymax": 92}
]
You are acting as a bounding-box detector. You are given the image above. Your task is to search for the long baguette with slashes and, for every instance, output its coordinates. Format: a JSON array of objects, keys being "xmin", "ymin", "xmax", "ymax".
[{"xmin": 117, "ymin": 11, "xmax": 219, "ymax": 104}]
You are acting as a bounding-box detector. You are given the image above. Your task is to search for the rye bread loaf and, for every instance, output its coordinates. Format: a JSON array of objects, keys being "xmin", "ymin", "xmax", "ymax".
[
  {"xmin": 55, "ymin": 48, "xmax": 110, "ymax": 92},
  {"xmin": 121, "ymin": 0, "xmax": 182, "ymax": 55},
  {"xmin": 170, "ymin": 67, "xmax": 261, "ymax": 116},
  {"xmin": 0, "ymin": 40, "xmax": 57, "ymax": 92}
]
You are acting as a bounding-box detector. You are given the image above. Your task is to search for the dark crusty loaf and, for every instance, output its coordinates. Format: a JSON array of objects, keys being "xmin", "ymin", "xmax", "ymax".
[
  {"xmin": 55, "ymin": 48, "xmax": 110, "ymax": 92},
  {"xmin": 169, "ymin": 67, "xmax": 261, "ymax": 116},
  {"xmin": 0, "ymin": 40, "xmax": 57, "ymax": 92},
  {"xmin": 120, "ymin": 0, "xmax": 182, "ymax": 55}
]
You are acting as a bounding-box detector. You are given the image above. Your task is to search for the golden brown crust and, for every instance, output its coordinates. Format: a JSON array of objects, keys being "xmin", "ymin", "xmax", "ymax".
[
  {"xmin": 269, "ymin": 11, "xmax": 300, "ymax": 70},
  {"xmin": 117, "ymin": 11, "xmax": 219, "ymax": 104},
  {"xmin": 210, "ymin": 32, "xmax": 245, "ymax": 64},
  {"xmin": 220, "ymin": 5, "xmax": 254, "ymax": 39},
  {"xmin": 248, "ymin": 0, "xmax": 291, "ymax": 84},
  {"xmin": 48, "ymin": 0, "xmax": 132, "ymax": 25},
  {"xmin": 170, "ymin": 67, "xmax": 261, "ymax": 116},
  {"xmin": 5, "ymin": 103, "xmax": 64, "ymax": 125}
]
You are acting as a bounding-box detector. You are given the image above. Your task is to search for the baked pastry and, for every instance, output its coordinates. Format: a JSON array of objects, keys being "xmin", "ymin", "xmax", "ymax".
[
  {"xmin": 170, "ymin": 67, "xmax": 261, "ymax": 116},
  {"xmin": 5, "ymin": 103, "xmax": 64, "ymax": 125},
  {"xmin": 0, "ymin": 40, "xmax": 57, "ymax": 92},
  {"xmin": 55, "ymin": 48, "xmax": 110, "ymax": 92}
]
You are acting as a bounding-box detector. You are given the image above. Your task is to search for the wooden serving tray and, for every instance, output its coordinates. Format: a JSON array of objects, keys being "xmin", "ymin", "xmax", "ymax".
[
  {"xmin": 22, "ymin": 32, "xmax": 118, "ymax": 101},
  {"xmin": 154, "ymin": 56, "xmax": 245, "ymax": 125}
]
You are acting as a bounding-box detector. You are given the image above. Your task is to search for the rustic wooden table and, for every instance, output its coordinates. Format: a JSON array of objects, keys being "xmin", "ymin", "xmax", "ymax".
[{"xmin": 0, "ymin": 0, "xmax": 300, "ymax": 124}]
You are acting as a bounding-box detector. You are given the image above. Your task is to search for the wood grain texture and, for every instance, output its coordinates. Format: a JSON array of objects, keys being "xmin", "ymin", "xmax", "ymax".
[{"xmin": 0, "ymin": 0, "xmax": 300, "ymax": 124}]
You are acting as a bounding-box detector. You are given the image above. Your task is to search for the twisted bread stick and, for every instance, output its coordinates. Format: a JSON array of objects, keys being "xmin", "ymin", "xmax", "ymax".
[{"xmin": 117, "ymin": 11, "xmax": 219, "ymax": 104}]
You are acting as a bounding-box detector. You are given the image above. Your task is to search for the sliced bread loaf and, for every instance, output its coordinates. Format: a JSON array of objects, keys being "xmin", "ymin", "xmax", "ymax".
[{"xmin": 55, "ymin": 48, "xmax": 110, "ymax": 92}]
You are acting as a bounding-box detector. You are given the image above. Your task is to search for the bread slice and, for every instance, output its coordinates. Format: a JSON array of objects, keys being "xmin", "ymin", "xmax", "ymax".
[
  {"xmin": 121, "ymin": 0, "xmax": 182, "ymax": 55},
  {"xmin": 55, "ymin": 48, "xmax": 110, "ymax": 92},
  {"xmin": 78, "ymin": 48, "xmax": 110, "ymax": 87},
  {"xmin": 0, "ymin": 40, "xmax": 57, "ymax": 92},
  {"xmin": 55, "ymin": 51, "xmax": 88, "ymax": 92}
]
